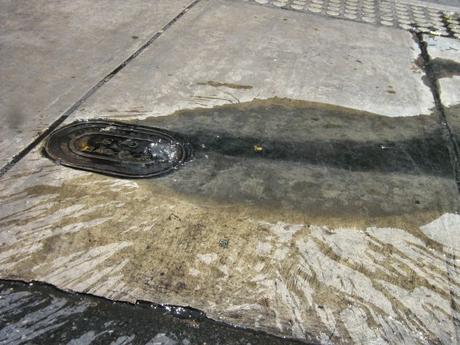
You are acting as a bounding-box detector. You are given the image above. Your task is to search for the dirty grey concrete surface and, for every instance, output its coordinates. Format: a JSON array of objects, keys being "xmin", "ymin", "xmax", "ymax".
[
  {"xmin": 424, "ymin": 35, "xmax": 460, "ymax": 178},
  {"xmin": 0, "ymin": 0, "xmax": 193, "ymax": 167},
  {"xmin": 425, "ymin": 36, "xmax": 460, "ymax": 107},
  {"xmin": 71, "ymin": 0, "xmax": 434, "ymax": 120},
  {"xmin": 1, "ymin": 0, "xmax": 460, "ymax": 344},
  {"xmin": 424, "ymin": 38, "xmax": 460, "ymax": 335},
  {"xmin": 2, "ymin": 99, "xmax": 459, "ymax": 344}
]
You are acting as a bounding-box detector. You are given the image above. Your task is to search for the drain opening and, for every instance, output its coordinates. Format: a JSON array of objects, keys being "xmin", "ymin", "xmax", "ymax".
[{"xmin": 44, "ymin": 120, "xmax": 192, "ymax": 178}]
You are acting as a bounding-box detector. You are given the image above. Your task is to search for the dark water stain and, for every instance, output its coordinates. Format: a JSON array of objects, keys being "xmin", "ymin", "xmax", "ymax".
[
  {"xmin": 445, "ymin": 103, "xmax": 460, "ymax": 141},
  {"xmin": 8, "ymin": 101, "xmax": 460, "ymax": 344},
  {"xmin": 177, "ymin": 120, "xmax": 450, "ymax": 177},
  {"xmin": 123, "ymin": 98, "xmax": 459, "ymax": 228},
  {"xmin": 196, "ymin": 81, "xmax": 253, "ymax": 90},
  {"xmin": 39, "ymin": 98, "xmax": 459, "ymax": 230},
  {"xmin": 136, "ymin": 98, "xmax": 452, "ymax": 177},
  {"xmin": 0, "ymin": 279, "xmax": 313, "ymax": 345},
  {"xmin": 443, "ymin": 103, "xmax": 460, "ymax": 181},
  {"xmin": 430, "ymin": 57, "xmax": 460, "ymax": 80}
]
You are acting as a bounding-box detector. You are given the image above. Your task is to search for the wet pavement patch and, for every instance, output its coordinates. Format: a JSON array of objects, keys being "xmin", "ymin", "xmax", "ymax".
[
  {"xmin": 0, "ymin": 279, "xmax": 312, "ymax": 345},
  {"xmin": 429, "ymin": 57, "xmax": 460, "ymax": 79},
  {"xmin": 129, "ymin": 98, "xmax": 457, "ymax": 228},
  {"xmin": 42, "ymin": 98, "xmax": 460, "ymax": 228},
  {"xmin": 1, "ymin": 99, "xmax": 459, "ymax": 343},
  {"xmin": 44, "ymin": 120, "xmax": 192, "ymax": 178},
  {"xmin": 137, "ymin": 98, "xmax": 453, "ymax": 177}
]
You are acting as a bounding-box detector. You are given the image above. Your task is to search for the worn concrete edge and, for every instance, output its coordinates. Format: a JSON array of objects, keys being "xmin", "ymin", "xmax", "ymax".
[
  {"xmin": 0, "ymin": 0, "xmax": 202, "ymax": 178},
  {"xmin": 414, "ymin": 32, "xmax": 460, "ymax": 343},
  {"xmin": 0, "ymin": 278, "xmax": 317, "ymax": 345}
]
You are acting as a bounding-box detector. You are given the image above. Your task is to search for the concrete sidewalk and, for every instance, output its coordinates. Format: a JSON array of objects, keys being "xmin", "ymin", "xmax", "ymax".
[
  {"xmin": 0, "ymin": 0, "xmax": 195, "ymax": 167},
  {"xmin": 1, "ymin": 0, "xmax": 460, "ymax": 344}
]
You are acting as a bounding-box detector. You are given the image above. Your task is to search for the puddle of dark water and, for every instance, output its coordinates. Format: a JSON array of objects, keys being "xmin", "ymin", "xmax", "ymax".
[
  {"xmin": 128, "ymin": 98, "xmax": 458, "ymax": 227},
  {"xmin": 0, "ymin": 280, "xmax": 313, "ymax": 345}
]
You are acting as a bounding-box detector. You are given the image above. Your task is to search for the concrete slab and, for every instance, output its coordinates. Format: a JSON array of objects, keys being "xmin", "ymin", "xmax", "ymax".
[
  {"xmin": 0, "ymin": 0, "xmax": 193, "ymax": 167},
  {"xmin": 71, "ymin": 0, "xmax": 434, "ymax": 121},
  {"xmin": 2, "ymin": 101, "xmax": 460, "ymax": 344},
  {"xmin": 425, "ymin": 35, "xmax": 460, "ymax": 164},
  {"xmin": 425, "ymin": 39, "xmax": 460, "ymax": 337},
  {"xmin": 1, "ymin": 1, "xmax": 460, "ymax": 344},
  {"xmin": 426, "ymin": 36, "xmax": 460, "ymax": 107}
]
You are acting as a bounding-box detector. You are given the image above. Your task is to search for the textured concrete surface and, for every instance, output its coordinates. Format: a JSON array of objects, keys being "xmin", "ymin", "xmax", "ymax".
[
  {"xmin": 0, "ymin": 0, "xmax": 193, "ymax": 167},
  {"xmin": 413, "ymin": 0, "xmax": 460, "ymax": 8},
  {"xmin": 426, "ymin": 36, "xmax": 460, "ymax": 107},
  {"xmin": 1, "ymin": 99, "xmax": 460, "ymax": 344},
  {"xmin": 242, "ymin": 0, "xmax": 460, "ymax": 36},
  {"xmin": 71, "ymin": 0, "xmax": 434, "ymax": 121},
  {"xmin": 425, "ymin": 35, "xmax": 460, "ymax": 165},
  {"xmin": 1, "ymin": 0, "xmax": 460, "ymax": 345}
]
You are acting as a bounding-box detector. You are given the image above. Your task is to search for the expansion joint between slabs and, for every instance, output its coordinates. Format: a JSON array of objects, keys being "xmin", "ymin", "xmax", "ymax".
[
  {"xmin": 415, "ymin": 31, "xmax": 460, "ymax": 344},
  {"xmin": 414, "ymin": 32, "xmax": 460, "ymax": 191},
  {"xmin": 0, "ymin": 0, "xmax": 202, "ymax": 178}
]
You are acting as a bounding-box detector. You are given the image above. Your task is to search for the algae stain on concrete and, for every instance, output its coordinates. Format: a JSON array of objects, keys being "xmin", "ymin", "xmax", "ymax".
[{"xmin": 1, "ymin": 98, "xmax": 460, "ymax": 344}]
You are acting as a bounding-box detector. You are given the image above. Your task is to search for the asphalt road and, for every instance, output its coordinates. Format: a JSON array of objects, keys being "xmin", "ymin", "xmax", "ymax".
[{"xmin": 0, "ymin": 280, "xmax": 311, "ymax": 345}]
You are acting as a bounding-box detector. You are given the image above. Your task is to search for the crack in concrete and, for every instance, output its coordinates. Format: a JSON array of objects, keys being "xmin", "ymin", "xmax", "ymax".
[
  {"xmin": 414, "ymin": 32, "xmax": 460, "ymax": 190},
  {"xmin": 414, "ymin": 31, "xmax": 460, "ymax": 345},
  {"xmin": 0, "ymin": 0, "xmax": 203, "ymax": 179}
]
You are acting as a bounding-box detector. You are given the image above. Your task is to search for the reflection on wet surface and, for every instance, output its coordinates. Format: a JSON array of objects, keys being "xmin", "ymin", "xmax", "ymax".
[
  {"xmin": 0, "ymin": 98, "xmax": 459, "ymax": 344},
  {"xmin": 0, "ymin": 280, "xmax": 309, "ymax": 345}
]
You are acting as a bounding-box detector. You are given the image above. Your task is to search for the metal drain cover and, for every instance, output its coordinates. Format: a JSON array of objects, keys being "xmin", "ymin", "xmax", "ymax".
[{"xmin": 44, "ymin": 120, "xmax": 192, "ymax": 178}]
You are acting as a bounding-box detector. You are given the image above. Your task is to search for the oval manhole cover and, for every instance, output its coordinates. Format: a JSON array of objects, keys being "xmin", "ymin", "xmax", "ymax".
[{"xmin": 44, "ymin": 120, "xmax": 192, "ymax": 178}]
